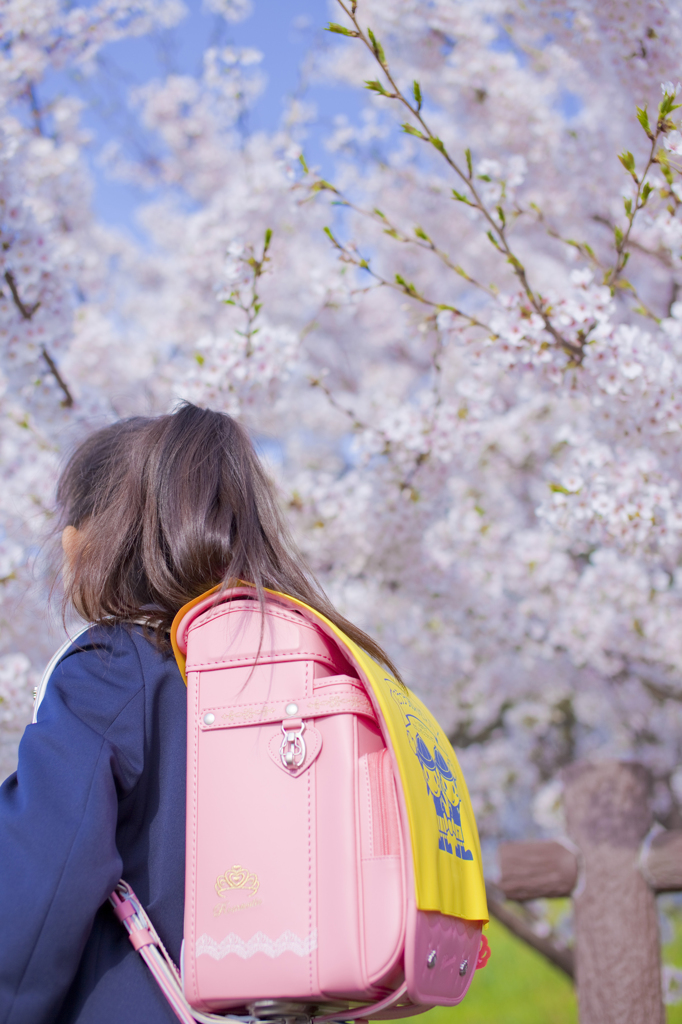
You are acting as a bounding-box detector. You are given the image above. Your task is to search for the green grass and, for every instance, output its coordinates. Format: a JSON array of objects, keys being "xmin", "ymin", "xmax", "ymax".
[
  {"xmin": 664, "ymin": 903, "xmax": 682, "ymax": 1024},
  {"xmin": 414, "ymin": 904, "xmax": 682, "ymax": 1024}
]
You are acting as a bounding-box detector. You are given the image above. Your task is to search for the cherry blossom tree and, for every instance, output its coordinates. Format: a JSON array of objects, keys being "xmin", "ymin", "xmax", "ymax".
[{"xmin": 2, "ymin": 2, "xmax": 682, "ymax": 950}]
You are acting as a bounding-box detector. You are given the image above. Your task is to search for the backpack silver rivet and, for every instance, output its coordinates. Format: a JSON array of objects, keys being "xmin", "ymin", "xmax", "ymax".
[
  {"xmin": 203, "ymin": 713, "xmax": 215, "ymax": 726},
  {"xmin": 459, "ymin": 958, "xmax": 469, "ymax": 976},
  {"xmin": 285, "ymin": 702, "xmax": 299, "ymax": 716},
  {"xmin": 426, "ymin": 950, "xmax": 437, "ymax": 969}
]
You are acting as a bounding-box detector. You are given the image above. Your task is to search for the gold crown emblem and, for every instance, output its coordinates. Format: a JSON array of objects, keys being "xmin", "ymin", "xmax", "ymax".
[{"xmin": 215, "ymin": 865, "xmax": 260, "ymax": 899}]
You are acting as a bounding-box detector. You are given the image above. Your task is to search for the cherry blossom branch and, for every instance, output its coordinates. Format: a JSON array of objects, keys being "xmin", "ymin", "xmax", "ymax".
[
  {"xmin": 322, "ymin": 225, "xmax": 492, "ymax": 333},
  {"xmin": 3, "ymin": 271, "xmax": 74, "ymax": 408},
  {"xmin": 40, "ymin": 347, "xmax": 74, "ymax": 409},
  {"xmin": 610, "ymin": 134, "xmax": 659, "ymax": 287},
  {"xmin": 224, "ymin": 229, "xmax": 273, "ymax": 357},
  {"xmin": 329, "ymin": 0, "xmax": 583, "ymax": 362},
  {"xmin": 605, "ymin": 92, "xmax": 681, "ymax": 291},
  {"xmin": 587, "ymin": 224, "xmax": 669, "ymax": 324},
  {"xmin": 301, "ymin": 175, "xmax": 495, "ymax": 298},
  {"xmin": 528, "ymin": 201, "xmax": 603, "ymax": 272},
  {"xmin": 3, "ymin": 272, "xmax": 40, "ymax": 320},
  {"xmin": 308, "ymin": 374, "xmax": 369, "ymax": 434},
  {"xmin": 586, "ymin": 213, "xmax": 675, "ymax": 271},
  {"xmin": 527, "ymin": 130, "xmax": 680, "ymax": 320}
]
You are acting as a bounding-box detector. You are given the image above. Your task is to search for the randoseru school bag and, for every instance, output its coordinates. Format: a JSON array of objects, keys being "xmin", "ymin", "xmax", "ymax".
[{"xmin": 36, "ymin": 586, "xmax": 490, "ymax": 1024}]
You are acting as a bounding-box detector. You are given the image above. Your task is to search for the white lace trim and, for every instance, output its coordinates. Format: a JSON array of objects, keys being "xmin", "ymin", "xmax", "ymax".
[{"xmin": 196, "ymin": 929, "xmax": 318, "ymax": 960}]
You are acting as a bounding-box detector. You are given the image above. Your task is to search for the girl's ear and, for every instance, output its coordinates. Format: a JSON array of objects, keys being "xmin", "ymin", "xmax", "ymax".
[{"xmin": 61, "ymin": 526, "xmax": 80, "ymax": 566}]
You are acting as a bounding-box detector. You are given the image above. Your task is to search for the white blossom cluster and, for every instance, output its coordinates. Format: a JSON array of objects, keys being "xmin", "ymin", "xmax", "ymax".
[{"xmin": 0, "ymin": 652, "xmax": 36, "ymax": 774}]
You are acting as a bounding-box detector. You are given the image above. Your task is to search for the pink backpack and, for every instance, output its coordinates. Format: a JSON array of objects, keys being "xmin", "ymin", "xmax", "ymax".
[{"xmin": 106, "ymin": 586, "xmax": 490, "ymax": 1023}]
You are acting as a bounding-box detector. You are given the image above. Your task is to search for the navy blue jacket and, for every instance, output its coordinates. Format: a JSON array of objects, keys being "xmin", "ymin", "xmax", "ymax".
[{"xmin": 0, "ymin": 624, "xmax": 186, "ymax": 1024}]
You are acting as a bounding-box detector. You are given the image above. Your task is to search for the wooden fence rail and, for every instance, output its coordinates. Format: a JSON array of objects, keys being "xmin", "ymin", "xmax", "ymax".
[{"xmin": 492, "ymin": 760, "xmax": 682, "ymax": 1024}]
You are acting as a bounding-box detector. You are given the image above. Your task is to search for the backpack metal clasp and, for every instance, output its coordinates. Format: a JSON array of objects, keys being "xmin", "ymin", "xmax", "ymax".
[{"xmin": 280, "ymin": 719, "xmax": 307, "ymax": 770}]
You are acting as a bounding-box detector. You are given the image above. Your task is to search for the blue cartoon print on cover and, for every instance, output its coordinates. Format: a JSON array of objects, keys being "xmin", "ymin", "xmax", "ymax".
[{"xmin": 390, "ymin": 686, "xmax": 473, "ymax": 860}]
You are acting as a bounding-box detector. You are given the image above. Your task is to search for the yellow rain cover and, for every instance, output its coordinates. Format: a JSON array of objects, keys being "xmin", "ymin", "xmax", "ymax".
[{"xmin": 172, "ymin": 587, "xmax": 488, "ymax": 924}]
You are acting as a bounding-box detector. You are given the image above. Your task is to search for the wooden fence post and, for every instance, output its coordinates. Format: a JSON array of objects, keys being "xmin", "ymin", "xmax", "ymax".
[{"xmin": 563, "ymin": 761, "xmax": 665, "ymax": 1024}]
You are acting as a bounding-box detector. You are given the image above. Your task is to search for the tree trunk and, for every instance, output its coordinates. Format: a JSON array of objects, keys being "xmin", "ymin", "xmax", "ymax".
[{"xmin": 563, "ymin": 761, "xmax": 664, "ymax": 1024}]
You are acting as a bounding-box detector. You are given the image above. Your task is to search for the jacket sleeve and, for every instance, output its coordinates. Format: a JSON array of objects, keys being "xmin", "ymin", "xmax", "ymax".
[{"xmin": 0, "ymin": 626, "xmax": 146, "ymax": 1024}]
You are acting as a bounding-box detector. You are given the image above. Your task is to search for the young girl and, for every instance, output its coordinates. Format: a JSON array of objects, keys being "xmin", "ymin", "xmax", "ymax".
[{"xmin": 0, "ymin": 403, "xmax": 397, "ymax": 1024}]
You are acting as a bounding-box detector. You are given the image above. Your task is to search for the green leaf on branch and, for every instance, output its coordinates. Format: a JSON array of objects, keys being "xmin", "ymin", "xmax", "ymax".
[
  {"xmin": 414, "ymin": 226, "xmax": 430, "ymax": 241},
  {"xmin": 402, "ymin": 123, "xmax": 425, "ymax": 138},
  {"xmin": 367, "ymin": 28, "xmax": 386, "ymax": 64},
  {"xmin": 395, "ymin": 273, "xmax": 419, "ymax": 297},
  {"xmin": 465, "ymin": 148, "xmax": 472, "ymax": 178},
  {"xmin": 567, "ymin": 239, "xmax": 597, "ymax": 261},
  {"xmin": 496, "ymin": 205, "xmax": 506, "ymax": 227},
  {"xmin": 195, "ymin": 353, "xmax": 205, "ymax": 366},
  {"xmin": 365, "ymin": 79, "xmax": 389, "ymax": 96},
  {"xmin": 263, "ymin": 228, "xmax": 272, "ymax": 252},
  {"xmin": 624, "ymin": 197, "xmax": 632, "ymax": 216},
  {"xmin": 323, "ymin": 226, "xmax": 340, "ymax": 247},
  {"xmin": 326, "ymin": 22, "xmax": 358, "ymax": 36},
  {"xmin": 486, "ymin": 230, "xmax": 502, "ymax": 250},
  {"xmin": 310, "ymin": 179, "xmax": 337, "ymax": 193},
  {"xmin": 549, "ymin": 483, "xmax": 570, "ymax": 494},
  {"xmin": 614, "ymin": 225, "xmax": 624, "ymax": 247},
  {"xmin": 659, "ymin": 92, "xmax": 681, "ymax": 117},
  {"xmin": 373, "ymin": 208, "xmax": 386, "ymax": 219},
  {"xmin": 412, "ymin": 80, "xmax": 422, "ymax": 111},
  {"xmin": 618, "ymin": 151, "xmax": 638, "ymax": 181},
  {"xmin": 507, "ymin": 254, "xmax": 524, "ymax": 272},
  {"xmin": 641, "ymin": 182, "xmax": 653, "ymax": 205},
  {"xmin": 430, "ymin": 136, "xmax": 445, "ymax": 153},
  {"xmin": 451, "ymin": 189, "xmax": 471, "ymax": 204},
  {"xmin": 636, "ymin": 105, "xmax": 654, "ymax": 139},
  {"xmin": 299, "ymin": 153, "xmax": 308, "ymax": 173}
]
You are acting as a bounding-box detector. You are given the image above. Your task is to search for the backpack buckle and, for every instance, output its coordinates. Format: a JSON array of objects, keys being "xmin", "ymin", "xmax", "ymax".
[{"xmin": 280, "ymin": 718, "xmax": 307, "ymax": 770}]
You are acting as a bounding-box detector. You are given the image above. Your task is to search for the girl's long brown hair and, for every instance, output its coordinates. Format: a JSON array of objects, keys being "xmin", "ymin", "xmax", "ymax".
[{"xmin": 56, "ymin": 403, "xmax": 399, "ymax": 676}]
